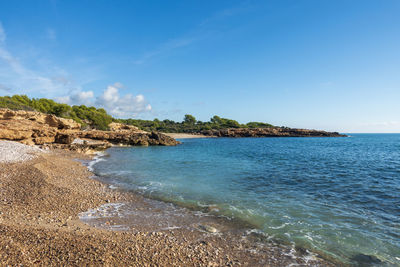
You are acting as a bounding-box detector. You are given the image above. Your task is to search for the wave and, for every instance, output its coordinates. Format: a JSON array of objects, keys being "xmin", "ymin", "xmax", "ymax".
[{"xmin": 87, "ymin": 151, "xmax": 107, "ymax": 172}]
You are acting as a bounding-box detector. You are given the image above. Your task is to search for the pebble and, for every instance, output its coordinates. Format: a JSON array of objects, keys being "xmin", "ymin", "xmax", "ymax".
[
  {"xmin": 0, "ymin": 140, "xmax": 44, "ymax": 163},
  {"xmin": 199, "ymin": 224, "xmax": 218, "ymax": 233}
]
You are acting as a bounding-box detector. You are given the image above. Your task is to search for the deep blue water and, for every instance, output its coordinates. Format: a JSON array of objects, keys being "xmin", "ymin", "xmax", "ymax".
[{"xmin": 92, "ymin": 134, "xmax": 400, "ymax": 265}]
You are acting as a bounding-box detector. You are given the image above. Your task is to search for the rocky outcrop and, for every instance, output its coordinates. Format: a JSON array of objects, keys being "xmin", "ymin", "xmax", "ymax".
[
  {"xmin": 108, "ymin": 122, "xmax": 143, "ymax": 132},
  {"xmin": 0, "ymin": 109, "xmax": 81, "ymax": 130},
  {"xmin": 0, "ymin": 109, "xmax": 180, "ymax": 152},
  {"xmin": 200, "ymin": 128, "xmax": 346, "ymax": 138},
  {"xmin": 49, "ymin": 140, "xmax": 113, "ymax": 154},
  {"xmin": 78, "ymin": 130, "xmax": 180, "ymax": 146}
]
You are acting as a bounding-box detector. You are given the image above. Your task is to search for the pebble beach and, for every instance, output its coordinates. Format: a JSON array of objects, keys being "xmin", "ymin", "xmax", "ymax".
[
  {"xmin": 0, "ymin": 141, "xmax": 334, "ymax": 266},
  {"xmin": 0, "ymin": 140, "xmax": 45, "ymax": 163}
]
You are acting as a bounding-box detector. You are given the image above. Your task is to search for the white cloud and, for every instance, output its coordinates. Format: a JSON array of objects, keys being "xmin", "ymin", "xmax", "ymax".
[
  {"xmin": 55, "ymin": 83, "xmax": 152, "ymax": 118},
  {"xmin": 73, "ymin": 90, "xmax": 94, "ymax": 103},
  {"xmin": 55, "ymin": 90, "xmax": 94, "ymax": 106},
  {"xmin": 96, "ymin": 83, "xmax": 152, "ymax": 118},
  {"xmin": 101, "ymin": 85, "xmax": 119, "ymax": 103},
  {"xmin": 0, "ymin": 23, "xmax": 151, "ymax": 118},
  {"xmin": 55, "ymin": 96, "xmax": 71, "ymax": 104}
]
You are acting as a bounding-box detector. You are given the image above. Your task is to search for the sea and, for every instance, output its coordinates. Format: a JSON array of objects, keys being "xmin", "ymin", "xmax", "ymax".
[{"xmin": 87, "ymin": 134, "xmax": 400, "ymax": 266}]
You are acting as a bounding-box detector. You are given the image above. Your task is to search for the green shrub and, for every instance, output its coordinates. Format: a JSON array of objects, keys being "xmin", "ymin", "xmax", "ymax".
[{"xmin": 0, "ymin": 95, "xmax": 276, "ymax": 132}]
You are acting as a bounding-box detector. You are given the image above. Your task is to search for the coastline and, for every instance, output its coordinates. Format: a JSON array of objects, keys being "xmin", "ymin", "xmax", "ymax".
[
  {"xmin": 163, "ymin": 133, "xmax": 212, "ymax": 139},
  {"xmin": 0, "ymin": 144, "xmax": 335, "ymax": 266}
]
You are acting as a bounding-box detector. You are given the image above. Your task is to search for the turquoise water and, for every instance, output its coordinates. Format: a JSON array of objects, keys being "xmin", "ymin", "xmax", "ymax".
[{"xmin": 92, "ymin": 134, "xmax": 400, "ymax": 266}]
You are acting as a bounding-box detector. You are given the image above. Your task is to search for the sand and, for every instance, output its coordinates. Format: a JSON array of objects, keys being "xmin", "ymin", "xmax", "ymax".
[
  {"xmin": 0, "ymin": 144, "xmax": 334, "ymax": 266},
  {"xmin": 162, "ymin": 133, "xmax": 212, "ymax": 139}
]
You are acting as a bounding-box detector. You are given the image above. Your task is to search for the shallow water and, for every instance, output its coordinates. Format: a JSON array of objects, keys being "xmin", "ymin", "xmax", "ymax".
[{"xmin": 92, "ymin": 134, "xmax": 400, "ymax": 266}]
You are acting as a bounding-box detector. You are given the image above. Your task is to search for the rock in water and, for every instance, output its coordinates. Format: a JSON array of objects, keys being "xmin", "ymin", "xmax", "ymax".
[
  {"xmin": 198, "ymin": 224, "xmax": 218, "ymax": 233},
  {"xmin": 351, "ymin": 254, "xmax": 382, "ymax": 265}
]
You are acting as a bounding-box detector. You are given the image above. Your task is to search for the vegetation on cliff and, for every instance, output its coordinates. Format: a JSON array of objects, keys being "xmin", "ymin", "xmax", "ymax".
[
  {"xmin": 0, "ymin": 95, "xmax": 275, "ymax": 132},
  {"xmin": 0, "ymin": 95, "xmax": 112, "ymax": 130}
]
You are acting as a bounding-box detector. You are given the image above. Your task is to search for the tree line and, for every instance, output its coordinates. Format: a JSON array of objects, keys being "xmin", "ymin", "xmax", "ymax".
[
  {"xmin": 117, "ymin": 114, "xmax": 274, "ymax": 133},
  {"xmin": 0, "ymin": 95, "xmax": 275, "ymax": 132}
]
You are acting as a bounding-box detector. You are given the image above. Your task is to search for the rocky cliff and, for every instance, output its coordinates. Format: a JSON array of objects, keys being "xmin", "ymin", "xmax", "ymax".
[
  {"xmin": 0, "ymin": 109, "xmax": 180, "ymax": 153},
  {"xmin": 200, "ymin": 128, "xmax": 346, "ymax": 138}
]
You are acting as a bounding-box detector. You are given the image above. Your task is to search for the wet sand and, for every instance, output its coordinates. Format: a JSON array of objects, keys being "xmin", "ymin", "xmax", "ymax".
[{"xmin": 0, "ymin": 148, "xmax": 334, "ymax": 266}]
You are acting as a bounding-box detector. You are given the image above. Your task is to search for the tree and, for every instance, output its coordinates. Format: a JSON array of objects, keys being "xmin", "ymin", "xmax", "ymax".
[
  {"xmin": 183, "ymin": 114, "xmax": 196, "ymax": 124},
  {"xmin": 223, "ymin": 119, "xmax": 240, "ymax": 128},
  {"xmin": 246, "ymin": 122, "xmax": 273, "ymax": 128},
  {"xmin": 0, "ymin": 94, "xmax": 278, "ymax": 132},
  {"xmin": 210, "ymin": 115, "xmax": 222, "ymax": 125}
]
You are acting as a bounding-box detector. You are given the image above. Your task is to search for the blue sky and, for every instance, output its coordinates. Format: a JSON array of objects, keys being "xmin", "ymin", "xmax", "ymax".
[{"xmin": 0, "ymin": 0, "xmax": 399, "ymax": 132}]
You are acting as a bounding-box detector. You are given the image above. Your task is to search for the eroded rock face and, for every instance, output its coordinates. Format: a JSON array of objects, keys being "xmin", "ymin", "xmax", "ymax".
[
  {"xmin": 0, "ymin": 109, "xmax": 180, "ymax": 151},
  {"xmin": 108, "ymin": 122, "xmax": 143, "ymax": 132},
  {"xmin": 0, "ymin": 109, "xmax": 81, "ymax": 130},
  {"xmin": 200, "ymin": 128, "xmax": 346, "ymax": 137},
  {"xmin": 78, "ymin": 130, "xmax": 179, "ymax": 146}
]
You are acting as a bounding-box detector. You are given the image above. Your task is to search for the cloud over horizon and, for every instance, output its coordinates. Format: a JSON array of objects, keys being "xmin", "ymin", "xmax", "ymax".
[
  {"xmin": 57, "ymin": 83, "xmax": 152, "ymax": 118},
  {"xmin": 96, "ymin": 83, "xmax": 152, "ymax": 118},
  {"xmin": 0, "ymin": 22, "xmax": 152, "ymax": 119},
  {"xmin": 55, "ymin": 90, "xmax": 94, "ymax": 106}
]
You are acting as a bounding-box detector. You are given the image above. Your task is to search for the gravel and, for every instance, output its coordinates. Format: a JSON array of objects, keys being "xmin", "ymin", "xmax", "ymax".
[
  {"xmin": 0, "ymin": 145, "xmax": 335, "ymax": 266},
  {"xmin": 0, "ymin": 140, "xmax": 44, "ymax": 163}
]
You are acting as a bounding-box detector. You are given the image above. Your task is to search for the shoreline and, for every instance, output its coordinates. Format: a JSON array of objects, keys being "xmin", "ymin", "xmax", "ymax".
[
  {"xmin": 0, "ymin": 143, "xmax": 335, "ymax": 266},
  {"xmin": 86, "ymin": 150, "xmax": 342, "ymax": 266},
  {"xmin": 162, "ymin": 133, "xmax": 212, "ymax": 139}
]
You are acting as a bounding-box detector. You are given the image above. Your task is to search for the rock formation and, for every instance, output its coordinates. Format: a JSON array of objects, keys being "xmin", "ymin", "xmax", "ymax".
[
  {"xmin": 0, "ymin": 109, "xmax": 180, "ymax": 153},
  {"xmin": 200, "ymin": 128, "xmax": 346, "ymax": 138},
  {"xmin": 0, "ymin": 108, "xmax": 346, "ymax": 154}
]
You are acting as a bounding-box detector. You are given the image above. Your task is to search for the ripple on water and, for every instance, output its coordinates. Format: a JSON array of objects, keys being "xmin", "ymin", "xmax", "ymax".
[{"xmin": 88, "ymin": 134, "xmax": 400, "ymax": 266}]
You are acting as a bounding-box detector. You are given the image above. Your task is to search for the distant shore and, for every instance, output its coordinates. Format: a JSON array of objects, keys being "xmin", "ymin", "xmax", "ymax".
[
  {"xmin": 163, "ymin": 133, "xmax": 212, "ymax": 139},
  {"xmin": 164, "ymin": 129, "xmax": 346, "ymax": 139}
]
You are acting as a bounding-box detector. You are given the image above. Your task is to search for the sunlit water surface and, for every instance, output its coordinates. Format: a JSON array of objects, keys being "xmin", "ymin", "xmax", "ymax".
[{"xmin": 92, "ymin": 134, "xmax": 400, "ymax": 266}]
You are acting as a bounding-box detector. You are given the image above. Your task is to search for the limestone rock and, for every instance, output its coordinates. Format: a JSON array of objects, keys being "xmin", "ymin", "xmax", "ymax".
[
  {"xmin": 108, "ymin": 122, "xmax": 142, "ymax": 132},
  {"xmin": 0, "ymin": 108, "xmax": 80, "ymax": 130},
  {"xmin": 78, "ymin": 130, "xmax": 180, "ymax": 146},
  {"xmin": 55, "ymin": 133, "xmax": 75, "ymax": 144},
  {"xmin": 0, "ymin": 108, "xmax": 180, "ymax": 151},
  {"xmin": 0, "ymin": 128, "xmax": 32, "ymax": 140},
  {"xmin": 34, "ymin": 136, "xmax": 55, "ymax": 145}
]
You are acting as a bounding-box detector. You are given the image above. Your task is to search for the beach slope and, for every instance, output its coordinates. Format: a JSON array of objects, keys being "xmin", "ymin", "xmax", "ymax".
[
  {"xmin": 0, "ymin": 141, "xmax": 334, "ymax": 266},
  {"xmin": 0, "ymin": 142, "xmax": 228, "ymax": 266}
]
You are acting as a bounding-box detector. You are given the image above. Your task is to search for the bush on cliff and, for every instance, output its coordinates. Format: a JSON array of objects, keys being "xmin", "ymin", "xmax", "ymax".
[
  {"xmin": 0, "ymin": 95, "xmax": 34, "ymax": 111},
  {"xmin": 0, "ymin": 95, "xmax": 112, "ymax": 130},
  {"xmin": 0, "ymin": 95, "xmax": 275, "ymax": 132}
]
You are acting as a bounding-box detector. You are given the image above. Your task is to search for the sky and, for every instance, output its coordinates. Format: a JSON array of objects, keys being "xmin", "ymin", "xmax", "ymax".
[{"xmin": 0, "ymin": 0, "xmax": 399, "ymax": 133}]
